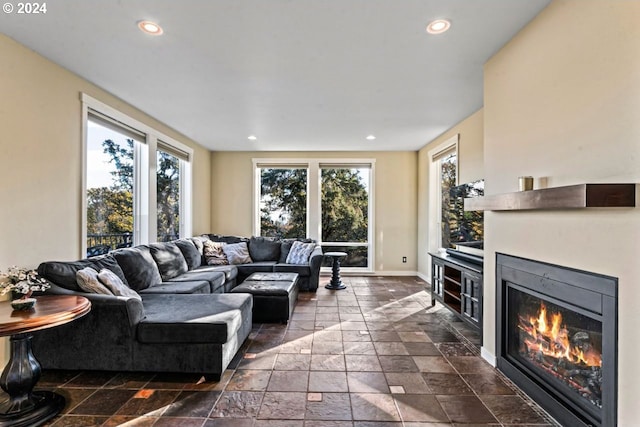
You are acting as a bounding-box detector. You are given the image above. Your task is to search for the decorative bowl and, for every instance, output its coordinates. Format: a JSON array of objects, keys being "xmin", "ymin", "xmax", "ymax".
[{"xmin": 11, "ymin": 297, "xmax": 36, "ymax": 311}]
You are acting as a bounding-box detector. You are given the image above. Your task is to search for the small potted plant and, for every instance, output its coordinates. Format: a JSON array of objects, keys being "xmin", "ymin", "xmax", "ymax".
[{"xmin": 0, "ymin": 266, "xmax": 50, "ymax": 310}]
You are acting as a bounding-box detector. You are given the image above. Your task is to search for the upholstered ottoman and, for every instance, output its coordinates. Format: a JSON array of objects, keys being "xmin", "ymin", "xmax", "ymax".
[{"xmin": 231, "ymin": 272, "xmax": 299, "ymax": 323}]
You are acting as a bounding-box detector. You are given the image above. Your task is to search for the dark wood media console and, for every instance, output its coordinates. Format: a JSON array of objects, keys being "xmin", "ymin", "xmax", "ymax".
[{"xmin": 429, "ymin": 252, "xmax": 483, "ymax": 336}]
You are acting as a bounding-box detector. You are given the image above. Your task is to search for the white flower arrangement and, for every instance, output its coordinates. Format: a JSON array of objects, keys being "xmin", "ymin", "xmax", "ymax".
[{"xmin": 0, "ymin": 266, "xmax": 50, "ymax": 297}]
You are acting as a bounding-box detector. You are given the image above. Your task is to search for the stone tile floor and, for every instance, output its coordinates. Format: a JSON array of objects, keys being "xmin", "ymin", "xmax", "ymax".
[{"xmin": 29, "ymin": 276, "xmax": 559, "ymax": 426}]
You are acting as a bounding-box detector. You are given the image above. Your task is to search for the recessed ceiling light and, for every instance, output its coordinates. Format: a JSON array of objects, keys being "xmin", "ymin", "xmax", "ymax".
[
  {"xmin": 247, "ymin": 135, "xmax": 257, "ymax": 141},
  {"xmin": 426, "ymin": 19, "xmax": 451, "ymax": 35},
  {"xmin": 366, "ymin": 135, "xmax": 376, "ymax": 140},
  {"xmin": 138, "ymin": 20, "xmax": 163, "ymax": 36}
]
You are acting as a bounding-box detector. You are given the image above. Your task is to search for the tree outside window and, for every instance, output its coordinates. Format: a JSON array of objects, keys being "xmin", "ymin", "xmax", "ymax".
[
  {"xmin": 157, "ymin": 151, "xmax": 180, "ymax": 242},
  {"xmin": 258, "ymin": 163, "xmax": 372, "ymax": 269}
]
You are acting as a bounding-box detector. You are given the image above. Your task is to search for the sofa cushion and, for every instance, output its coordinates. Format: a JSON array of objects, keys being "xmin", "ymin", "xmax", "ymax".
[
  {"xmin": 273, "ymin": 264, "xmax": 311, "ymax": 277},
  {"xmin": 175, "ymin": 239, "xmax": 202, "ymax": 270},
  {"xmin": 138, "ymin": 280, "xmax": 210, "ymax": 294},
  {"xmin": 112, "ymin": 246, "xmax": 162, "ymax": 291},
  {"xmin": 192, "ymin": 265, "xmax": 238, "ymax": 283},
  {"xmin": 76, "ymin": 267, "xmax": 113, "ymax": 295},
  {"xmin": 279, "ymin": 238, "xmax": 315, "ymax": 263},
  {"xmin": 248, "ymin": 236, "xmax": 281, "ymax": 262},
  {"xmin": 236, "ymin": 262, "xmax": 277, "ymax": 280},
  {"xmin": 223, "ymin": 242, "xmax": 253, "ymax": 265},
  {"xmin": 98, "ymin": 269, "xmax": 141, "ymax": 300},
  {"xmin": 137, "ymin": 293, "xmax": 252, "ymax": 344},
  {"xmin": 203, "ymin": 241, "xmax": 229, "ymax": 265},
  {"xmin": 167, "ymin": 270, "xmax": 226, "ymax": 293},
  {"xmin": 286, "ymin": 241, "xmax": 316, "ymax": 265},
  {"xmin": 207, "ymin": 234, "xmax": 249, "ymax": 244},
  {"xmin": 38, "ymin": 255, "xmax": 128, "ymax": 292},
  {"xmin": 149, "ymin": 242, "xmax": 189, "ymax": 280}
]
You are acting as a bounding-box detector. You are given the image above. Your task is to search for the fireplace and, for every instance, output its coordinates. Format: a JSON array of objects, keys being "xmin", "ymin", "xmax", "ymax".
[{"xmin": 496, "ymin": 253, "xmax": 617, "ymax": 427}]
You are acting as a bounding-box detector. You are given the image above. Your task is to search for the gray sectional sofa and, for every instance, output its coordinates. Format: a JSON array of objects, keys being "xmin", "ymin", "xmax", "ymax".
[{"xmin": 33, "ymin": 234, "xmax": 323, "ymax": 380}]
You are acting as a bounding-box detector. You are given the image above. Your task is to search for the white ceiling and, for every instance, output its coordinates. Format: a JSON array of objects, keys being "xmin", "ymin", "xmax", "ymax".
[{"xmin": 1, "ymin": 0, "xmax": 550, "ymax": 151}]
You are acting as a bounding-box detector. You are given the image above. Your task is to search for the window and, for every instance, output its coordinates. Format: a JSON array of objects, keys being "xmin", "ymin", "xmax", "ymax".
[
  {"xmin": 428, "ymin": 135, "xmax": 458, "ymax": 254},
  {"xmin": 259, "ymin": 166, "xmax": 308, "ymax": 238},
  {"xmin": 85, "ymin": 112, "xmax": 142, "ymax": 254},
  {"xmin": 320, "ymin": 166, "xmax": 370, "ymax": 268},
  {"xmin": 82, "ymin": 94, "xmax": 193, "ymax": 257},
  {"xmin": 254, "ymin": 159, "xmax": 374, "ymax": 271},
  {"xmin": 156, "ymin": 147, "xmax": 181, "ymax": 242},
  {"xmin": 439, "ymin": 151, "xmax": 457, "ymax": 249}
]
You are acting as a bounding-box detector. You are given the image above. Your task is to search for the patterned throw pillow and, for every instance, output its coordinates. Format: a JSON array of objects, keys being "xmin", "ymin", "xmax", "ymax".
[
  {"xmin": 285, "ymin": 241, "xmax": 316, "ymax": 265},
  {"xmin": 98, "ymin": 269, "xmax": 142, "ymax": 301},
  {"xmin": 222, "ymin": 242, "xmax": 253, "ymax": 265},
  {"xmin": 203, "ymin": 240, "xmax": 229, "ymax": 265},
  {"xmin": 76, "ymin": 267, "xmax": 113, "ymax": 295}
]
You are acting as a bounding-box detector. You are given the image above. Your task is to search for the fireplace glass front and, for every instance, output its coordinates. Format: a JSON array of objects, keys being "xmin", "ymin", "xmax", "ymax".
[
  {"xmin": 496, "ymin": 253, "xmax": 617, "ymax": 427},
  {"xmin": 507, "ymin": 287, "xmax": 603, "ymax": 422}
]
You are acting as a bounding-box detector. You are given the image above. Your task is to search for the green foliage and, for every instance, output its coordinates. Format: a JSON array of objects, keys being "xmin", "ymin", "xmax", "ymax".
[
  {"xmin": 156, "ymin": 151, "xmax": 180, "ymax": 241},
  {"xmin": 86, "ymin": 137, "xmax": 181, "ymax": 241},
  {"xmin": 440, "ymin": 153, "xmax": 457, "ymax": 248},
  {"xmin": 87, "ymin": 187, "xmax": 133, "ymax": 234},
  {"xmin": 101, "ymin": 139, "xmax": 133, "ymax": 192},
  {"xmin": 260, "ymin": 168, "xmax": 307, "ymax": 238},
  {"xmin": 87, "ymin": 138, "xmax": 134, "ymax": 236},
  {"xmin": 321, "ymin": 168, "xmax": 368, "ymax": 243},
  {"xmin": 259, "ymin": 167, "xmax": 369, "ymax": 242}
]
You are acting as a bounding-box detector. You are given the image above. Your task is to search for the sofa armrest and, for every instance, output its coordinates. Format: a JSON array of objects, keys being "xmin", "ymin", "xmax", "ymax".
[
  {"xmin": 43, "ymin": 283, "xmax": 145, "ymax": 327},
  {"xmin": 307, "ymin": 245, "xmax": 324, "ymax": 292}
]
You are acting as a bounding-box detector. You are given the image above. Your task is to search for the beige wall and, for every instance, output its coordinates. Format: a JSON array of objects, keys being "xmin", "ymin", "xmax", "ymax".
[
  {"xmin": 483, "ymin": 1, "xmax": 640, "ymax": 423},
  {"xmin": 210, "ymin": 151, "xmax": 418, "ymax": 273},
  {"xmin": 416, "ymin": 109, "xmax": 484, "ymax": 278},
  {"xmin": 0, "ymin": 35, "xmax": 211, "ymax": 359}
]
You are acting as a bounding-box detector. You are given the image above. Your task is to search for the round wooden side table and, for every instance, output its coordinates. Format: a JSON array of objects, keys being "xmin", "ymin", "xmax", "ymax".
[
  {"xmin": 324, "ymin": 251, "xmax": 348, "ymax": 290},
  {"xmin": 0, "ymin": 295, "xmax": 91, "ymax": 427}
]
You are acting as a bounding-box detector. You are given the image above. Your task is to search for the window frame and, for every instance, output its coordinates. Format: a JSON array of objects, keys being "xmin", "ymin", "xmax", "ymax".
[
  {"xmin": 81, "ymin": 93, "xmax": 193, "ymax": 257},
  {"xmin": 253, "ymin": 158, "xmax": 375, "ymax": 273}
]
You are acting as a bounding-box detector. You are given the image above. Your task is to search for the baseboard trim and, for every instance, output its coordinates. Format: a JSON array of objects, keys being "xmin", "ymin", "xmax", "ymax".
[
  {"xmin": 372, "ymin": 270, "xmax": 419, "ymax": 276},
  {"xmin": 481, "ymin": 347, "xmax": 497, "ymax": 366},
  {"xmin": 321, "ymin": 271, "xmax": 419, "ymax": 277},
  {"xmin": 416, "ymin": 272, "xmax": 429, "ymax": 283}
]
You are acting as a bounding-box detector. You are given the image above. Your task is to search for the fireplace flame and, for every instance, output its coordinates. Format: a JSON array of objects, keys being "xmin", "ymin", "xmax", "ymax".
[{"xmin": 518, "ymin": 303, "xmax": 602, "ymax": 368}]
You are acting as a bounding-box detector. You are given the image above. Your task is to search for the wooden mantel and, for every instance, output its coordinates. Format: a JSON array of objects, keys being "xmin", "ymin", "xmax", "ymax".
[{"xmin": 464, "ymin": 183, "xmax": 636, "ymax": 211}]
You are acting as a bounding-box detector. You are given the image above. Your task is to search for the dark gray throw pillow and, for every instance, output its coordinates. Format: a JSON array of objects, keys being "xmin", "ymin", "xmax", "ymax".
[
  {"xmin": 149, "ymin": 242, "xmax": 189, "ymax": 280},
  {"xmin": 249, "ymin": 236, "xmax": 281, "ymax": 262},
  {"xmin": 112, "ymin": 246, "xmax": 162, "ymax": 291},
  {"xmin": 174, "ymin": 239, "xmax": 202, "ymax": 270}
]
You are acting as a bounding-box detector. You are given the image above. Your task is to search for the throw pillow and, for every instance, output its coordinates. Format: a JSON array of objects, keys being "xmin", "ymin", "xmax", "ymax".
[
  {"xmin": 149, "ymin": 242, "xmax": 189, "ymax": 281},
  {"xmin": 286, "ymin": 241, "xmax": 316, "ymax": 265},
  {"xmin": 248, "ymin": 236, "xmax": 281, "ymax": 262},
  {"xmin": 190, "ymin": 236, "xmax": 208, "ymax": 255},
  {"xmin": 175, "ymin": 239, "xmax": 202, "ymax": 270},
  {"xmin": 203, "ymin": 240, "xmax": 229, "ymax": 265},
  {"xmin": 222, "ymin": 242, "xmax": 253, "ymax": 265},
  {"xmin": 98, "ymin": 269, "xmax": 142, "ymax": 300},
  {"xmin": 76, "ymin": 267, "xmax": 113, "ymax": 295},
  {"xmin": 279, "ymin": 238, "xmax": 315, "ymax": 263},
  {"xmin": 112, "ymin": 246, "xmax": 162, "ymax": 291}
]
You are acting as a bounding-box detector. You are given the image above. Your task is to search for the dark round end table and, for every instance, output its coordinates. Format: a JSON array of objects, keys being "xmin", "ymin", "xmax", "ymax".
[
  {"xmin": 324, "ymin": 251, "xmax": 348, "ymax": 290},
  {"xmin": 0, "ymin": 295, "xmax": 91, "ymax": 427}
]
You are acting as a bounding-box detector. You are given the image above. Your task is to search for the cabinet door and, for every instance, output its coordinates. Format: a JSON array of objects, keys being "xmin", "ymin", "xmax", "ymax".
[
  {"xmin": 431, "ymin": 260, "xmax": 444, "ymax": 298},
  {"xmin": 461, "ymin": 271, "xmax": 482, "ymax": 324}
]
